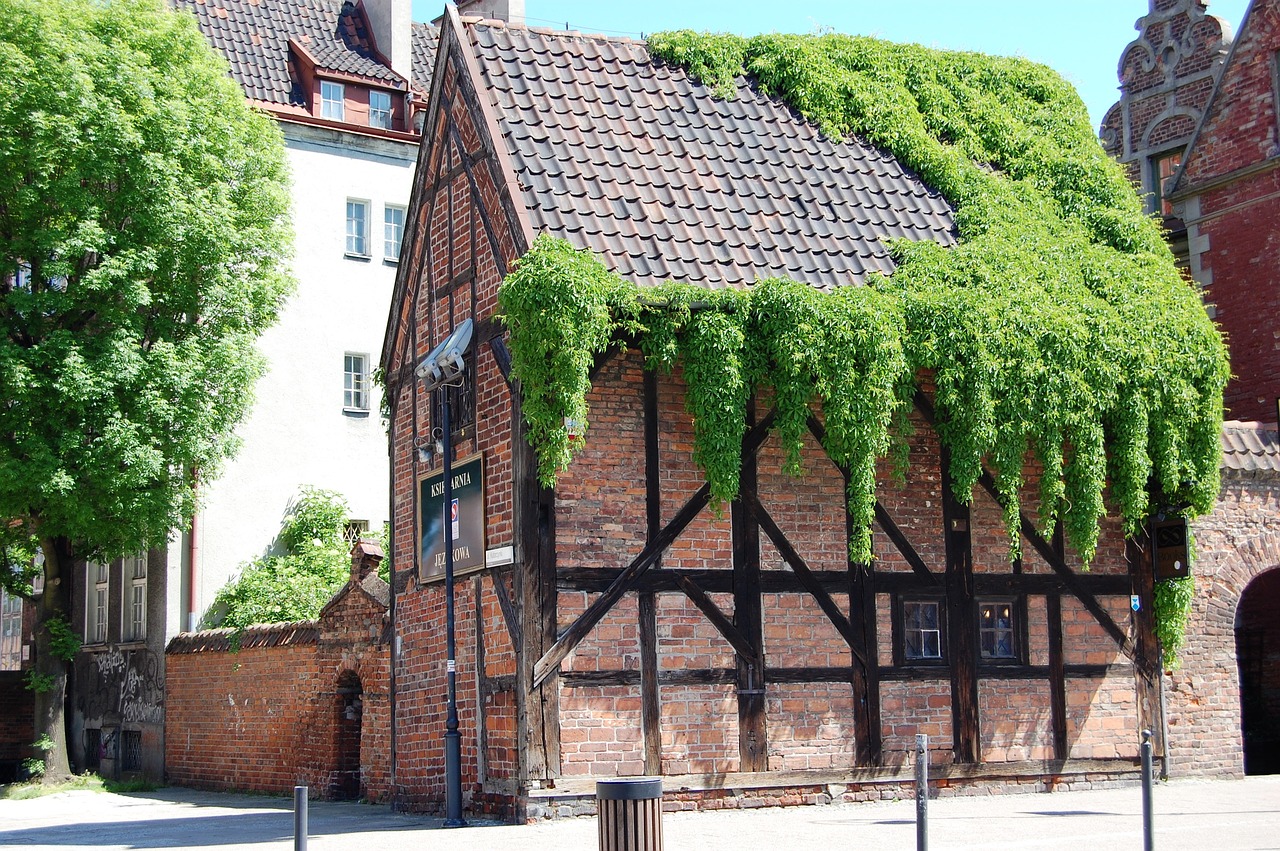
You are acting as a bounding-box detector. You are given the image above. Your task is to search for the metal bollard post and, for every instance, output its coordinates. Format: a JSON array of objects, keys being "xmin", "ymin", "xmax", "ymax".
[
  {"xmin": 915, "ymin": 733, "xmax": 928, "ymax": 851},
  {"xmin": 294, "ymin": 785, "xmax": 308, "ymax": 851},
  {"xmin": 597, "ymin": 777, "xmax": 663, "ymax": 851},
  {"xmin": 1141, "ymin": 730, "xmax": 1154, "ymax": 851}
]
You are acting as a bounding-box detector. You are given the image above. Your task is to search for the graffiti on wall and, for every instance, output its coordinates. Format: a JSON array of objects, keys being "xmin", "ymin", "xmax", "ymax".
[{"xmin": 75, "ymin": 647, "xmax": 163, "ymax": 726}]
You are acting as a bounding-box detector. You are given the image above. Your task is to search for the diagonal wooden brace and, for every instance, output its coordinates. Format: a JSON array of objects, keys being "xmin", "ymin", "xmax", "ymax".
[
  {"xmin": 745, "ymin": 491, "xmax": 870, "ymax": 671},
  {"xmin": 674, "ymin": 574, "xmax": 756, "ymax": 660}
]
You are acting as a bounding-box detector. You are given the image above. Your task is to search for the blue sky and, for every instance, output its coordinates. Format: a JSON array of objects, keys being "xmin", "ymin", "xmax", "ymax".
[{"xmin": 410, "ymin": 0, "xmax": 1251, "ymax": 130}]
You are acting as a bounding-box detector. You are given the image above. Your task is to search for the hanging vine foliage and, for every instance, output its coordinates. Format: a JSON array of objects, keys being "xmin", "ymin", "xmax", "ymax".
[{"xmin": 497, "ymin": 32, "xmax": 1227, "ymax": 654}]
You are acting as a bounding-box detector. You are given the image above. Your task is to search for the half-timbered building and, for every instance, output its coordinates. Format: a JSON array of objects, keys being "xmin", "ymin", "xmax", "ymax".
[{"xmin": 382, "ymin": 8, "xmax": 1175, "ymax": 819}]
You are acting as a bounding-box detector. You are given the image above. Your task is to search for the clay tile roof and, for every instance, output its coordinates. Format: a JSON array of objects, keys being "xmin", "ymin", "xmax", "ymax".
[
  {"xmin": 1221, "ymin": 420, "xmax": 1280, "ymax": 472},
  {"xmin": 165, "ymin": 620, "xmax": 318, "ymax": 654},
  {"xmin": 172, "ymin": 0, "xmax": 437, "ymax": 106},
  {"xmin": 466, "ymin": 22, "xmax": 957, "ymax": 290}
]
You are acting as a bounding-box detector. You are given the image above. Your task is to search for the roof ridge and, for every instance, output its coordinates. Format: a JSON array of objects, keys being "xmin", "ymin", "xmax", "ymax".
[{"xmin": 464, "ymin": 16, "xmax": 645, "ymax": 46}]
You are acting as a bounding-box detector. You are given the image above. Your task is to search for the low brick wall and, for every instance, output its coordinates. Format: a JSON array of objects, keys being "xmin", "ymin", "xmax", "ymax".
[
  {"xmin": 165, "ymin": 551, "xmax": 393, "ymax": 800},
  {"xmin": 0, "ymin": 671, "xmax": 35, "ymax": 781}
]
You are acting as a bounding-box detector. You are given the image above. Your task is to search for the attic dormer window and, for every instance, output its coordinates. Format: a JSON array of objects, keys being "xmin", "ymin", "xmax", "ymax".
[
  {"xmin": 370, "ymin": 90, "xmax": 392, "ymax": 130},
  {"xmin": 321, "ymin": 80, "xmax": 345, "ymax": 121}
]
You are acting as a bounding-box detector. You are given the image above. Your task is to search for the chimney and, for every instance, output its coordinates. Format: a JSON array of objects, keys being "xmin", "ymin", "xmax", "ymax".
[
  {"xmin": 452, "ymin": 0, "xmax": 525, "ymax": 23},
  {"xmin": 350, "ymin": 539, "xmax": 385, "ymax": 584},
  {"xmin": 363, "ymin": 0, "xmax": 412, "ymax": 81}
]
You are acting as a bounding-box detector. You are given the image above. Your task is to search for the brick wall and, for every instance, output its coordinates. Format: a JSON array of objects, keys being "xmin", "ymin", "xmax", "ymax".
[
  {"xmin": 165, "ymin": 558, "xmax": 392, "ymax": 799},
  {"xmin": 1178, "ymin": 2, "xmax": 1280, "ymax": 421},
  {"xmin": 0, "ymin": 672, "xmax": 34, "ymax": 780}
]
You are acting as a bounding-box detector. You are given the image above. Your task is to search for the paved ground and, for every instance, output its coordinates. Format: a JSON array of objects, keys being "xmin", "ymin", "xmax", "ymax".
[{"xmin": 0, "ymin": 775, "xmax": 1277, "ymax": 850}]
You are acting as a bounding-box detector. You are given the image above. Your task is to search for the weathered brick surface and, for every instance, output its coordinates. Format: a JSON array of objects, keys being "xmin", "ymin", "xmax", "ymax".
[
  {"xmin": 165, "ymin": 562, "xmax": 391, "ymax": 800},
  {"xmin": 1177, "ymin": 2, "xmax": 1280, "ymax": 421}
]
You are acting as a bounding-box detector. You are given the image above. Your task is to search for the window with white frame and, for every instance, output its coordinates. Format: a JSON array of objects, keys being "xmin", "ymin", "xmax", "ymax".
[
  {"xmin": 320, "ymin": 80, "xmax": 345, "ymax": 121},
  {"xmin": 384, "ymin": 205, "xmax": 405, "ymax": 262},
  {"xmin": 127, "ymin": 552, "xmax": 146, "ymax": 641},
  {"xmin": 346, "ymin": 199, "xmax": 369, "ymax": 256},
  {"xmin": 1, "ymin": 587, "xmax": 22, "ymax": 671},
  {"xmin": 369, "ymin": 90, "xmax": 393, "ymax": 130},
  {"xmin": 344, "ymin": 353, "xmax": 369, "ymax": 411},
  {"xmin": 87, "ymin": 561, "xmax": 109, "ymax": 644},
  {"xmin": 902, "ymin": 599, "xmax": 943, "ymax": 662}
]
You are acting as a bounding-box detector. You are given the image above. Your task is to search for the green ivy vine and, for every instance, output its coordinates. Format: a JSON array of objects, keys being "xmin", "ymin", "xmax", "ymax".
[{"xmin": 497, "ymin": 32, "xmax": 1227, "ymax": 650}]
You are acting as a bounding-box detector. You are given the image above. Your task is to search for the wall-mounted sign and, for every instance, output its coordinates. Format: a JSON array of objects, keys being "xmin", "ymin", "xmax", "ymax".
[{"xmin": 419, "ymin": 454, "xmax": 485, "ymax": 582}]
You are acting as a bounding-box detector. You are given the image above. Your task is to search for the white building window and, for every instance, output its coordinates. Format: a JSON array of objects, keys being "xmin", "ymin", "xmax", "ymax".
[
  {"xmin": 345, "ymin": 353, "xmax": 369, "ymax": 411},
  {"xmin": 369, "ymin": 90, "xmax": 393, "ymax": 130},
  {"xmin": 384, "ymin": 205, "xmax": 405, "ymax": 262},
  {"xmin": 1, "ymin": 588, "xmax": 22, "ymax": 671},
  {"xmin": 346, "ymin": 200, "xmax": 369, "ymax": 256},
  {"xmin": 321, "ymin": 80, "xmax": 345, "ymax": 121},
  {"xmin": 87, "ymin": 561, "xmax": 108, "ymax": 644},
  {"xmin": 903, "ymin": 599, "xmax": 942, "ymax": 661},
  {"xmin": 127, "ymin": 552, "xmax": 146, "ymax": 641}
]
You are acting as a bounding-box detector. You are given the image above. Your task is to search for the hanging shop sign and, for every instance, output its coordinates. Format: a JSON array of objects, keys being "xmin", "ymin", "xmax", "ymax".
[{"xmin": 419, "ymin": 453, "xmax": 486, "ymax": 581}]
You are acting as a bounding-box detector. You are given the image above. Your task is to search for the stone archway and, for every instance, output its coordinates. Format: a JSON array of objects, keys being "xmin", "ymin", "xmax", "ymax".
[
  {"xmin": 1236, "ymin": 568, "xmax": 1280, "ymax": 774},
  {"xmin": 333, "ymin": 670, "xmax": 364, "ymax": 799}
]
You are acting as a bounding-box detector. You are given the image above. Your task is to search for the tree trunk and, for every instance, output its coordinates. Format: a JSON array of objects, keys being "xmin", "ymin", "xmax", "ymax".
[{"xmin": 34, "ymin": 537, "xmax": 73, "ymax": 784}]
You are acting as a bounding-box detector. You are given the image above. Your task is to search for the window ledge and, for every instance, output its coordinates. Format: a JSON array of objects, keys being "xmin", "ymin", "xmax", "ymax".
[
  {"xmin": 343, "ymin": 407, "xmax": 371, "ymax": 417},
  {"xmin": 344, "ymin": 252, "xmax": 371, "ymax": 262},
  {"xmin": 383, "ymin": 257, "xmax": 399, "ymax": 266}
]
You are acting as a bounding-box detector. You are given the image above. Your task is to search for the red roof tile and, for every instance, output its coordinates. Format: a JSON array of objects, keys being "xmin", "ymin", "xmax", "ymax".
[
  {"xmin": 1222, "ymin": 420, "xmax": 1280, "ymax": 472},
  {"xmin": 466, "ymin": 21, "xmax": 958, "ymax": 290}
]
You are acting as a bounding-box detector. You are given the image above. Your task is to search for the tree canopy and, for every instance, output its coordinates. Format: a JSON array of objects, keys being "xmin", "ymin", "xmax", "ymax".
[
  {"xmin": 0, "ymin": 0, "xmax": 293, "ymax": 565},
  {"xmin": 0, "ymin": 0, "xmax": 293, "ymax": 781}
]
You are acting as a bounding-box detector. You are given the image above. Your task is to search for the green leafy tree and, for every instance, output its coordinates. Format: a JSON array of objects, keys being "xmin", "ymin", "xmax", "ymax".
[
  {"xmin": 206, "ymin": 488, "xmax": 352, "ymax": 630},
  {"xmin": 0, "ymin": 0, "xmax": 292, "ymax": 782}
]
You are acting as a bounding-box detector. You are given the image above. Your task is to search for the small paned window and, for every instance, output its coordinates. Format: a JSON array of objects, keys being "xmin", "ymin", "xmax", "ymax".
[
  {"xmin": 903, "ymin": 600, "xmax": 943, "ymax": 661},
  {"xmin": 346, "ymin": 200, "xmax": 369, "ymax": 256},
  {"xmin": 978, "ymin": 599, "xmax": 1017, "ymax": 660},
  {"xmin": 384, "ymin": 205, "xmax": 405, "ymax": 261},
  {"xmin": 321, "ymin": 80, "xmax": 345, "ymax": 121},
  {"xmin": 344, "ymin": 353, "xmax": 369, "ymax": 411},
  {"xmin": 0, "ymin": 587, "xmax": 22, "ymax": 671},
  {"xmin": 344, "ymin": 519, "xmax": 369, "ymax": 545},
  {"xmin": 87, "ymin": 561, "xmax": 109, "ymax": 644},
  {"xmin": 127, "ymin": 552, "xmax": 146, "ymax": 641},
  {"xmin": 369, "ymin": 90, "xmax": 393, "ymax": 130},
  {"xmin": 1151, "ymin": 149, "xmax": 1183, "ymax": 216}
]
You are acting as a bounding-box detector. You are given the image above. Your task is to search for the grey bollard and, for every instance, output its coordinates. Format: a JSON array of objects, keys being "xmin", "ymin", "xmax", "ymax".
[
  {"xmin": 597, "ymin": 777, "xmax": 663, "ymax": 851},
  {"xmin": 915, "ymin": 734, "xmax": 929, "ymax": 851},
  {"xmin": 294, "ymin": 785, "xmax": 308, "ymax": 851},
  {"xmin": 1141, "ymin": 730, "xmax": 1154, "ymax": 851}
]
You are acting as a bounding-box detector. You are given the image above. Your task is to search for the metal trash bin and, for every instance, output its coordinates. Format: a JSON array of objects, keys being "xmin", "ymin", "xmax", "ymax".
[{"xmin": 597, "ymin": 777, "xmax": 663, "ymax": 851}]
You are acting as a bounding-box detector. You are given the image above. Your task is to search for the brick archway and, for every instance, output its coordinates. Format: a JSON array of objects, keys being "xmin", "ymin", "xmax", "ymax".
[
  {"xmin": 1236, "ymin": 567, "xmax": 1280, "ymax": 774},
  {"xmin": 1166, "ymin": 524, "xmax": 1280, "ymax": 776},
  {"xmin": 334, "ymin": 670, "xmax": 364, "ymax": 800}
]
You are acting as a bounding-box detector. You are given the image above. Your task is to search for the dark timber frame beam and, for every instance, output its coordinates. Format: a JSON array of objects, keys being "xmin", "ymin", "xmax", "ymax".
[
  {"xmin": 640, "ymin": 370, "xmax": 662, "ymax": 775},
  {"xmin": 733, "ymin": 399, "xmax": 768, "ymax": 771},
  {"xmin": 941, "ymin": 444, "xmax": 981, "ymax": 764}
]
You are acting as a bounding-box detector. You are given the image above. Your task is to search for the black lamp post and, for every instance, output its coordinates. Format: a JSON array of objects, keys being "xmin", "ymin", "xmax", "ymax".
[
  {"xmin": 416, "ymin": 318, "xmax": 473, "ymax": 828},
  {"xmin": 439, "ymin": 378, "xmax": 464, "ymax": 827}
]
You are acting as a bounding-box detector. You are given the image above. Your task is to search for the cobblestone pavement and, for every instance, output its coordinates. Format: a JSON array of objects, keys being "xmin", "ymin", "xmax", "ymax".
[{"xmin": 0, "ymin": 775, "xmax": 1277, "ymax": 850}]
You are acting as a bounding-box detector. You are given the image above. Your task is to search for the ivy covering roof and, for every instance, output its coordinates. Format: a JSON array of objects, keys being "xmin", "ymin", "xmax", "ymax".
[{"xmin": 490, "ymin": 27, "xmax": 1227, "ymax": 577}]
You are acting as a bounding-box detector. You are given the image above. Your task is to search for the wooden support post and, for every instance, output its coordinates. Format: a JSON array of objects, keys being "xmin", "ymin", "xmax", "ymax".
[
  {"xmin": 941, "ymin": 447, "xmax": 980, "ymax": 764},
  {"xmin": 1047, "ymin": 525, "xmax": 1069, "ymax": 761},
  {"xmin": 514, "ymin": 403, "xmax": 560, "ymax": 783},
  {"xmin": 1128, "ymin": 526, "xmax": 1165, "ymax": 759},
  {"xmin": 848, "ymin": 470, "xmax": 882, "ymax": 766},
  {"xmin": 733, "ymin": 400, "xmax": 768, "ymax": 772},
  {"xmin": 640, "ymin": 370, "xmax": 662, "ymax": 776}
]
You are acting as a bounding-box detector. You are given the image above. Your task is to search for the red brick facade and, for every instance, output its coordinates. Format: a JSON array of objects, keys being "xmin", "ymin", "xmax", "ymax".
[
  {"xmin": 164, "ymin": 545, "xmax": 391, "ymax": 799},
  {"xmin": 383, "ymin": 12, "xmax": 1166, "ymax": 821},
  {"xmin": 1174, "ymin": 0, "xmax": 1280, "ymax": 422}
]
